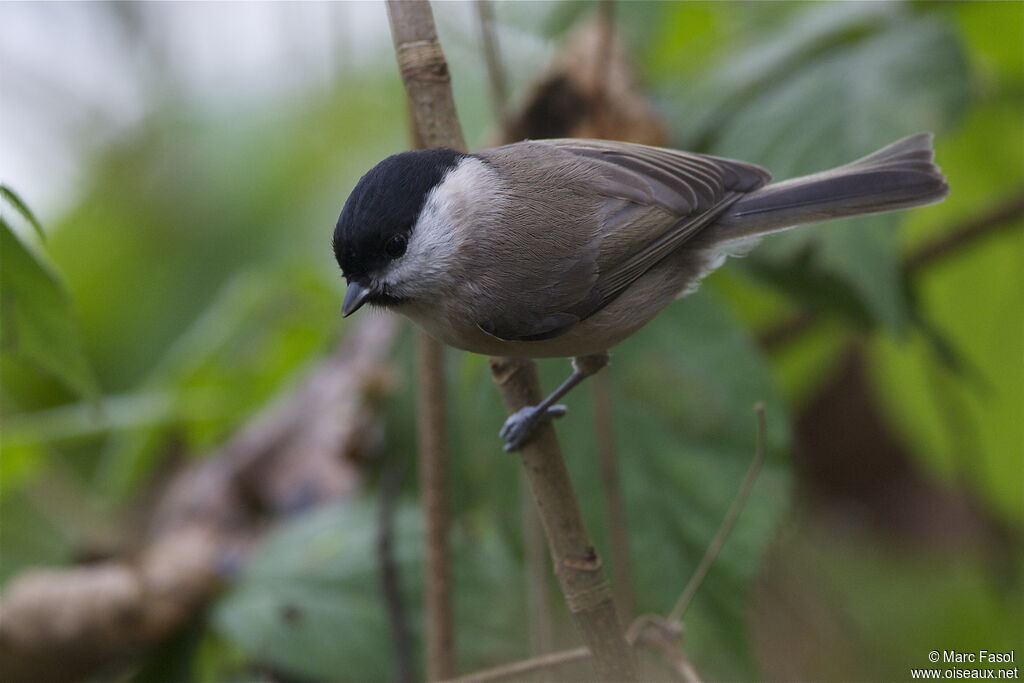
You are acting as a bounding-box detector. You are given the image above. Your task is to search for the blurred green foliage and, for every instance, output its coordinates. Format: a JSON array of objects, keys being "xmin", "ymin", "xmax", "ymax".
[
  {"xmin": 1, "ymin": 190, "xmax": 97, "ymax": 402},
  {"xmin": 1, "ymin": 2, "xmax": 1021, "ymax": 681}
]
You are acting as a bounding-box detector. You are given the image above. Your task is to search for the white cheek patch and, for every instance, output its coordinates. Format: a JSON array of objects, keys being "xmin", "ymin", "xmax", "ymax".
[{"xmin": 385, "ymin": 156, "xmax": 499, "ymax": 297}]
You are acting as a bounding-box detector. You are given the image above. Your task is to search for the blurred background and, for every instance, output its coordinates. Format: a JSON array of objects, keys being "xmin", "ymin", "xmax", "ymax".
[{"xmin": 1, "ymin": 2, "xmax": 1021, "ymax": 681}]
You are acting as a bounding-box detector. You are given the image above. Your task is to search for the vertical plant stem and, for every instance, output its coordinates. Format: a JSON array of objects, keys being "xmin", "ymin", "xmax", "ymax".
[
  {"xmin": 591, "ymin": 0, "xmax": 616, "ymax": 136},
  {"xmin": 489, "ymin": 357, "xmax": 637, "ymax": 682},
  {"xmin": 592, "ymin": 368, "xmax": 635, "ymax": 622},
  {"xmin": 386, "ymin": 2, "xmax": 466, "ymax": 678},
  {"xmin": 387, "ymin": 1, "xmax": 467, "ymax": 152},
  {"xmin": 417, "ymin": 332, "xmax": 454, "ymax": 681},
  {"xmin": 378, "ymin": 460, "xmax": 416, "ymax": 683},
  {"xmin": 475, "ymin": 0, "xmax": 509, "ymax": 126},
  {"xmin": 520, "ymin": 470, "xmax": 555, "ymax": 655}
]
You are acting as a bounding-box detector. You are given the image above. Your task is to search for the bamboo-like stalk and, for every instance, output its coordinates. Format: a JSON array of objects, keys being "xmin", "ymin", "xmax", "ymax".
[
  {"xmin": 489, "ymin": 357, "xmax": 637, "ymax": 682},
  {"xmin": 386, "ymin": 2, "xmax": 466, "ymax": 679}
]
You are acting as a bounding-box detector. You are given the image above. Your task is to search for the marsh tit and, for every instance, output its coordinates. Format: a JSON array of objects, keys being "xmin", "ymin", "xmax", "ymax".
[{"xmin": 333, "ymin": 134, "xmax": 947, "ymax": 451}]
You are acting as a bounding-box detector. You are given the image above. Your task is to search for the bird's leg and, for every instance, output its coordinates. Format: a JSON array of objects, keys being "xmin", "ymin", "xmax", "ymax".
[{"xmin": 500, "ymin": 352, "xmax": 609, "ymax": 452}]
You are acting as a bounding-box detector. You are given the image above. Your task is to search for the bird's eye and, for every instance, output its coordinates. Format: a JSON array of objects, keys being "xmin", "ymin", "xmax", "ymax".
[{"xmin": 384, "ymin": 234, "xmax": 407, "ymax": 259}]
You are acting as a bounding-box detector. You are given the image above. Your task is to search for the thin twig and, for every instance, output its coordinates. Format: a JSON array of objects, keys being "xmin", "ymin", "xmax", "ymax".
[
  {"xmin": 904, "ymin": 190, "xmax": 1024, "ymax": 273},
  {"xmin": 627, "ymin": 616, "xmax": 702, "ymax": 683},
  {"xmin": 447, "ymin": 612, "xmax": 707, "ymax": 683},
  {"xmin": 475, "ymin": 0, "xmax": 508, "ymax": 126},
  {"xmin": 378, "ymin": 460, "xmax": 416, "ymax": 683},
  {"xmin": 386, "ymin": 1, "xmax": 466, "ymax": 678},
  {"xmin": 593, "ymin": 368, "xmax": 635, "ymax": 621},
  {"xmin": 489, "ymin": 358, "xmax": 637, "ymax": 682},
  {"xmin": 668, "ymin": 403, "xmax": 767, "ymax": 623},
  {"xmin": 590, "ymin": 0, "xmax": 616, "ymax": 136},
  {"xmin": 444, "ymin": 647, "xmax": 591, "ymax": 683}
]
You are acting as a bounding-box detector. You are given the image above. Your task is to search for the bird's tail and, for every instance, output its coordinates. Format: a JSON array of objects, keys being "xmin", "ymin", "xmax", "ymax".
[{"xmin": 711, "ymin": 133, "xmax": 948, "ymax": 243}]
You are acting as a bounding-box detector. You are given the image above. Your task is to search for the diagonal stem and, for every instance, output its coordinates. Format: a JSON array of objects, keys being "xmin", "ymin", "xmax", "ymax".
[{"xmin": 490, "ymin": 357, "xmax": 637, "ymax": 682}]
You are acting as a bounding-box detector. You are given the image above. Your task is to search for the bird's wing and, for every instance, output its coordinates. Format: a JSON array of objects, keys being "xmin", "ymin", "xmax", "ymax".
[
  {"xmin": 474, "ymin": 140, "xmax": 770, "ymax": 342},
  {"xmin": 540, "ymin": 138, "xmax": 770, "ymax": 214}
]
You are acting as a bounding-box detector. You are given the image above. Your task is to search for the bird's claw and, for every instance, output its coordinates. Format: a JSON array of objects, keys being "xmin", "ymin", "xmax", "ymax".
[{"xmin": 500, "ymin": 404, "xmax": 567, "ymax": 452}]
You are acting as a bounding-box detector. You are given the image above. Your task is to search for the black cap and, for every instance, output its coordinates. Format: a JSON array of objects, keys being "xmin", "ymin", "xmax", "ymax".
[{"xmin": 333, "ymin": 148, "xmax": 466, "ymax": 283}]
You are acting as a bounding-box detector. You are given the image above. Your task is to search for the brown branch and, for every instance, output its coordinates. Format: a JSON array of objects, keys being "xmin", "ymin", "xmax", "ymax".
[
  {"xmin": 759, "ymin": 190, "xmax": 1024, "ymax": 351},
  {"xmin": 475, "ymin": 12, "xmax": 666, "ymax": 680},
  {"xmin": 387, "ymin": 0, "xmax": 466, "ymax": 152},
  {"xmin": 489, "ymin": 358, "xmax": 636, "ymax": 682},
  {"xmin": 0, "ymin": 316, "xmax": 400, "ymax": 683},
  {"xmin": 385, "ymin": 1, "xmax": 465, "ymax": 679}
]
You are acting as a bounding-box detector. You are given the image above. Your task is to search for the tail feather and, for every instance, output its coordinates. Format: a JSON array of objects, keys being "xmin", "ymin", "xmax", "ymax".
[{"xmin": 711, "ymin": 133, "xmax": 948, "ymax": 242}]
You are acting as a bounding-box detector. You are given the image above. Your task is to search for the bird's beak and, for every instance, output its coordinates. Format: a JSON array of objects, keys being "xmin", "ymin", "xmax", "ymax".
[{"xmin": 341, "ymin": 281, "xmax": 372, "ymax": 317}]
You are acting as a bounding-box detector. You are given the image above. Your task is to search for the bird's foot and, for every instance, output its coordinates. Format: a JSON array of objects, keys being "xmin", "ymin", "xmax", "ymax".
[{"xmin": 499, "ymin": 404, "xmax": 567, "ymax": 452}]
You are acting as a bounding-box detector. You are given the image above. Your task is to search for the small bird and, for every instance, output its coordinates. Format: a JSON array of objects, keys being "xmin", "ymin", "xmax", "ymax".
[{"xmin": 333, "ymin": 134, "xmax": 947, "ymax": 451}]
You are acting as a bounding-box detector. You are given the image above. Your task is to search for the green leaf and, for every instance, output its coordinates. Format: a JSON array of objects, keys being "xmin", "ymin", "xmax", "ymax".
[
  {"xmin": 0, "ymin": 487, "xmax": 74, "ymax": 585},
  {"xmin": 213, "ymin": 499, "xmax": 526, "ymax": 682},
  {"xmin": 91, "ymin": 264, "xmax": 340, "ymax": 501},
  {"xmin": 1, "ymin": 185, "xmax": 46, "ymax": 242},
  {"xmin": 690, "ymin": 9, "xmax": 970, "ymax": 332},
  {"xmin": 0, "ymin": 218, "xmax": 98, "ymax": 401},
  {"xmin": 866, "ymin": 47, "xmax": 1024, "ymax": 525},
  {"xmin": 780, "ymin": 528, "xmax": 1022, "ymax": 680}
]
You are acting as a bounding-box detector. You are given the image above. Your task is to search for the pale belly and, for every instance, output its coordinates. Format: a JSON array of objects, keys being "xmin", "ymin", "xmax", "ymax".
[{"xmin": 392, "ymin": 245, "xmax": 718, "ymax": 359}]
